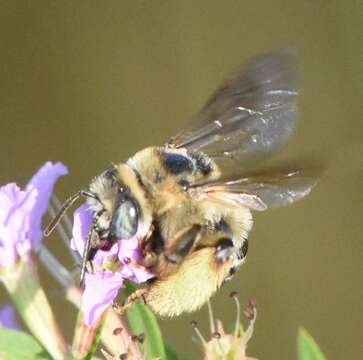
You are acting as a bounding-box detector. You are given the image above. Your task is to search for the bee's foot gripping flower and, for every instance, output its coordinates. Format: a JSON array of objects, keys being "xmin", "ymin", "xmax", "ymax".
[{"xmin": 71, "ymin": 204, "xmax": 154, "ymax": 327}]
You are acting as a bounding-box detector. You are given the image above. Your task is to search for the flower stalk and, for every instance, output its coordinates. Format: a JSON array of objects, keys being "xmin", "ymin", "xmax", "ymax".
[
  {"xmin": 71, "ymin": 310, "xmax": 104, "ymax": 359},
  {"xmin": 0, "ymin": 258, "xmax": 67, "ymax": 360},
  {"xmin": 65, "ymin": 285, "xmax": 141, "ymax": 358}
]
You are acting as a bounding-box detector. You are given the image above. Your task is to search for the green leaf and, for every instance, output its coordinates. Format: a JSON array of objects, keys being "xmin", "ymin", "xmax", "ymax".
[
  {"xmin": 0, "ymin": 328, "xmax": 52, "ymax": 360},
  {"xmin": 165, "ymin": 343, "xmax": 189, "ymax": 360},
  {"xmin": 124, "ymin": 281, "xmax": 167, "ymax": 360},
  {"xmin": 298, "ymin": 327, "xmax": 326, "ymax": 360}
]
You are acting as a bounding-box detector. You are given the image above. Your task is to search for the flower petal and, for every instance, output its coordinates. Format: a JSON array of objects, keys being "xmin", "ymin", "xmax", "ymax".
[
  {"xmin": 118, "ymin": 238, "xmax": 154, "ymax": 283},
  {"xmin": 26, "ymin": 162, "xmax": 68, "ymax": 246},
  {"xmin": 71, "ymin": 204, "xmax": 92, "ymax": 256},
  {"xmin": 0, "ymin": 184, "xmax": 37, "ymax": 266},
  {"xmin": 118, "ymin": 236, "xmax": 139, "ymax": 252},
  {"xmin": 81, "ymin": 271, "xmax": 124, "ymax": 326},
  {"xmin": 72, "ymin": 206, "xmax": 154, "ymax": 326},
  {"xmin": 0, "ymin": 304, "xmax": 20, "ymax": 330},
  {"xmin": 122, "ymin": 264, "xmax": 154, "ymax": 284}
]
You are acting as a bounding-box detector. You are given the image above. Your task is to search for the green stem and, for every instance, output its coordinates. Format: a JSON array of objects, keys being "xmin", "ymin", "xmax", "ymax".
[{"xmin": 0, "ymin": 258, "xmax": 68, "ymax": 360}]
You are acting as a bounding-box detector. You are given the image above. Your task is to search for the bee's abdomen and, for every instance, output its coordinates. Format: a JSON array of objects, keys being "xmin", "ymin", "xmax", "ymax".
[{"xmin": 145, "ymin": 247, "xmax": 229, "ymax": 317}]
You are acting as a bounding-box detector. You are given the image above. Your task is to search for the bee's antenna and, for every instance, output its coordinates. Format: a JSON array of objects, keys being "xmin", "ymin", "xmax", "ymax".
[{"xmin": 43, "ymin": 190, "xmax": 97, "ymax": 237}]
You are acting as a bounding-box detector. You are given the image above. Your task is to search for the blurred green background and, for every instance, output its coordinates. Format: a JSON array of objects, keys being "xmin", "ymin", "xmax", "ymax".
[{"xmin": 0, "ymin": 1, "xmax": 362, "ymax": 359}]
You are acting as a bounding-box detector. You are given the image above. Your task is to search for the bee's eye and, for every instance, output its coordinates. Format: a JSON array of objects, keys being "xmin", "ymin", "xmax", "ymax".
[{"xmin": 110, "ymin": 198, "xmax": 139, "ymax": 240}]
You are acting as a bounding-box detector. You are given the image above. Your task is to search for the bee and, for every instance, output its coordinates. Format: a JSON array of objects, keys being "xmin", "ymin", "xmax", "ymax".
[{"xmin": 45, "ymin": 52, "xmax": 316, "ymax": 317}]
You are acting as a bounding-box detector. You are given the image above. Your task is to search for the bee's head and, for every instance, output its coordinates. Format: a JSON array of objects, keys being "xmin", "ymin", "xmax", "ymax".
[{"xmin": 88, "ymin": 164, "xmax": 152, "ymax": 245}]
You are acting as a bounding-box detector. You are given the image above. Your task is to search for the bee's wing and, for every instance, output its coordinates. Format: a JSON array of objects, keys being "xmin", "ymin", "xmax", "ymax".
[
  {"xmin": 195, "ymin": 169, "xmax": 317, "ymax": 211},
  {"xmin": 168, "ymin": 52, "xmax": 297, "ymax": 166}
]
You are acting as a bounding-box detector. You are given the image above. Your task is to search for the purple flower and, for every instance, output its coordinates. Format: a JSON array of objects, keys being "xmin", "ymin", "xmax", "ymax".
[
  {"xmin": 0, "ymin": 162, "xmax": 67, "ymax": 267},
  {"xmin": 71, "ymin": 204, "xmax": 154, "ymax": 326},
  {"xmin": 0, "ymin": 304, "xmax": 20, "ymax": 330}
]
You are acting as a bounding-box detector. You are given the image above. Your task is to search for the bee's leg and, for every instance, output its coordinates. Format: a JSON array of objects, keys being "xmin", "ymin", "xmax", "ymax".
[
  {"xmin": 164, "ymin": 224, "xmax": 201, "ymax": 264},
  {"xmin": 85, "ymin": 261, "xmax": 94, "ymax": 274},
  {"xmin": 113, "ymin": 288, "xmax": 148, "ymax": 315},
  {"xmin": 141, "ymin": 222, "xmax": 160, "ymax": 268},
  {"xmin": 143, "ymin": 251, "xmax": 158, "ymax": 268},
  {"xmin": 80, "ymin": 211, "xmax": 104, "ymax": 284},
  {"xmin": 84, "ymin": 247, "xmax": 98, "ymax": 274},
  {"xmin": 79, "ymin": 226, "xmax": 94, "ymax": 284}
]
